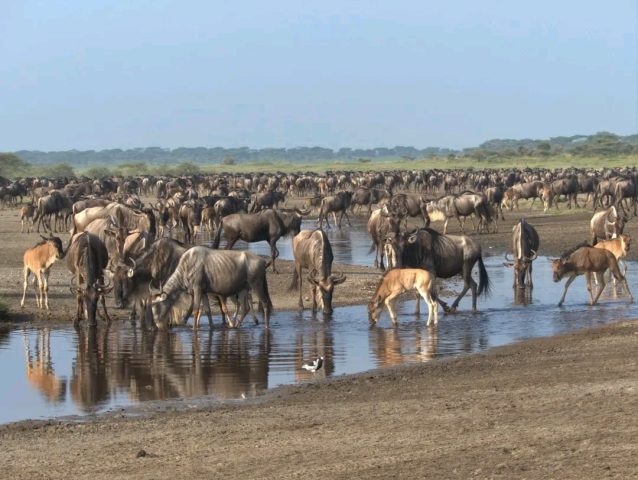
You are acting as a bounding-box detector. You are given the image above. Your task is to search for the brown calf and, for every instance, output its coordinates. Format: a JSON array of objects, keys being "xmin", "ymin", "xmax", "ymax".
[
  {"xmin": 593, "ymin": 233, "xmax": 630, "ymax": 284},
  {"xmin": 21, "ymin": 235, "xmax": 65, "ymax": 310},
  {"xmin": 552, "ymin": 245, "xmax": 632, "ymax": 306},
  {"xmin": 20, "ymin": 204, "xmax": 36, "ymax": 233},
  {"xmin": 368, "ymin": 268, "xmax": 438, "ymax": 326}
]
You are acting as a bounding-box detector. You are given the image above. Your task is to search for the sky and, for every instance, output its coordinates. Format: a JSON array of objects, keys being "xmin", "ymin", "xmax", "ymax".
[{"xmin": 0, "ymin": 0, "xmax": 636, "ymax": 151}]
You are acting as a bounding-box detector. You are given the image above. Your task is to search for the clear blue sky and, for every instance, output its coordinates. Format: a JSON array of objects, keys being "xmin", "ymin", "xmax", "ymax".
[{"xmin": 1, "ymin": 0, "xmax": 636, "ymax": 151}]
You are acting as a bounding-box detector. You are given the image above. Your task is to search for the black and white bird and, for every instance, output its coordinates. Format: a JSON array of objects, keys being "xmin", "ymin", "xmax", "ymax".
[{"xmin": 301, "ymin": 356, "xmax": 324, "ymax": 373}]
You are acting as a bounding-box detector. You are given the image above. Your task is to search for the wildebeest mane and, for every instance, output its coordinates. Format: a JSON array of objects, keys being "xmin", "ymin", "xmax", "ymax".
[{"xmin": 560, "ymin": 241, "xmax": 591, "ymax": 259}]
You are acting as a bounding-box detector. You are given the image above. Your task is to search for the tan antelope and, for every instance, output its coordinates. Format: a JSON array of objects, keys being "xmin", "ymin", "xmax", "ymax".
[
  {"xmin": 21, "ymin": 234, "xmax": 65, "ymax": 311},
  {"xmin": 368, "ymin": 268, "xmax": 439, "ymax": 326}
]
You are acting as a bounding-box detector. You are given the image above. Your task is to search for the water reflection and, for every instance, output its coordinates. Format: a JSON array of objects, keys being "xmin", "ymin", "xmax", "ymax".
[
  {"xmin": 23, "ymin": 329, "xmax": 66, "ymax": 404},
  {"xmin": 3, "ymin": 255, "xmax": 638, "ymax": 424}
]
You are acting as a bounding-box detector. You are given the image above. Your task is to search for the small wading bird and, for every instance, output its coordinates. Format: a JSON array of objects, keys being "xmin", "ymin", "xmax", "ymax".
[{"xmin": 302, "ymin": 356, "xmax": 324, "ymax": 373}]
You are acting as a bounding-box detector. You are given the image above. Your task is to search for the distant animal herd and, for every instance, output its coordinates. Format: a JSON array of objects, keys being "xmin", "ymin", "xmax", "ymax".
[{"xmin": 4, "ymin": 166, "xmax": 634, "ymax": 328}]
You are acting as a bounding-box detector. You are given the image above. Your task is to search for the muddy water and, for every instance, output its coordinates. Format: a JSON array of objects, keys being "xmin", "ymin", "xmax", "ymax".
[{"xmin": 1, "ymin": 229, "xmax": 636, "ymax": 423}]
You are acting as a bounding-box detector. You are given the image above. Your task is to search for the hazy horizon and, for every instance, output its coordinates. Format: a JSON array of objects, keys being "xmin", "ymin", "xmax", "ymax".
[{"xmin": 1, "ymin": 1, "xmax": 636, "ymax": 151}]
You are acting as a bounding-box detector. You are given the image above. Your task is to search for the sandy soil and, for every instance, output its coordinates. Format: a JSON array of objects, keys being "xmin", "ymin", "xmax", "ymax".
[{"xmin": 1, "ymin": 196, "xmax": 638, "ymax": 478}]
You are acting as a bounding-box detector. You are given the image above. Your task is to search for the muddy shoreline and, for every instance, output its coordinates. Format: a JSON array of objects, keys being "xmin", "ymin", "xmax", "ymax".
[{"xmin": 3, "ymin": 319, "xmax": 638, "ymax": 479}]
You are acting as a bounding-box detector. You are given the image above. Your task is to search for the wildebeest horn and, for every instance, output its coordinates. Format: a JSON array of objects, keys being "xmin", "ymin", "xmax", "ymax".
[
  {"xmin": 96, "ymin": 275, "xmax": 113, "ymax": 293},
  {"xmin": 148, "ymin": 281, "xmax": 162, "ymax": 296},
  {"xmin": 295, "ymin": 207, "xmax": 312, "ymax": 216},
  {"xmin": 528, "ymin": 250, "xmax": 538, "ymax": 261},
  {"xmin": 330, "ymin": 271, "xmax": 347, "ymax": 285},
  {"xmin": 504, "ymin": 252, "xmax": 513, "ymax": 261}
]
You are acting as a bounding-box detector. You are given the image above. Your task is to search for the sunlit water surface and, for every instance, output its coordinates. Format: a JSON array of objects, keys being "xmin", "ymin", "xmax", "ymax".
[{"xmin": 1, "ymin": 221, "xmax": 635, "ymax": 424}]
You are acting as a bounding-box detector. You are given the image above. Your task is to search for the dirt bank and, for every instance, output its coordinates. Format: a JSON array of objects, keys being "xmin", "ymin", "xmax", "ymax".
[{"xmin": 2, "ymin": 319, "xmax": 638, "ymax": 479}]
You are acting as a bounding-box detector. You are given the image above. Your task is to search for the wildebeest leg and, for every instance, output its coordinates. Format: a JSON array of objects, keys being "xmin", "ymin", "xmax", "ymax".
[
  {"xmin": 558, "ymin": 275, "xmax": 576, "ymax": 306},
  {"xmin": 100, "ymin": 294, "xmax": 112, "ymax": 324},
  {"xmin": 529, "ymin": 197, "xmax": 536, "ymax": 211},
  {"xmin": 297, "ymin": 264, "xmax": 304, "ymax": 310},
  {"xmin": 528, "ymin": 262, "xmax": 533, "ymax": 289},
  {"xmin": 191, "ymin": 287, "xmax": 203, "ymax": 330},
  {"xmin": 384, "ymin": 292, "xmax": 401, "ymax": 326},
  {"xmin": 20, "ymin": 267, "xmax": 30, "ymax": 308},
  {"xmin": 585, "ymin": 272, "xmax": 595, "ymax": 304},
  {"xmin": 414, "ymin": 291, "xmax": 420, "ymax": 316},
  {"xmin": 443, "ymin": 217, "xmax": 449, "ymax": 234},
  {"xmin": 42, "ymin": 271, "xmax": 50, "ymax": 310},
  {"xmin": 333, "ymin": 211, "xmax": 340, "ymax": 228},
  {"xmin": 270, "ymin": 241, "xmax": 280, "ymax": 273},
  {"xmin": 452, "ymin": 264, "xmax": 478, "ymax": 312},
  {"xmin": 343, "ymin": 210, "xmax": 352, "ymax": 227},
  {"xmin": 311, "ymin": 284, "xmax": 318, "ymax": 314},
  {"xmin": 591, "ymin": 272, "xmax": 605, "ymax": 305},
  {"xmin": 416, "ymin": 286, "xmax": 437, "ymax": 326}
]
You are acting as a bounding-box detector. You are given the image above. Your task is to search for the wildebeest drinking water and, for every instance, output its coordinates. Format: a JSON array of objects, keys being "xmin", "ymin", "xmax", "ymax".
[
  {"xmin": 551, "ymin": 244, "xmax": 633, "ymax": 306},
  {"xmin": 503, "ymin": 219, "xmax": 539, "ymax": 289}
]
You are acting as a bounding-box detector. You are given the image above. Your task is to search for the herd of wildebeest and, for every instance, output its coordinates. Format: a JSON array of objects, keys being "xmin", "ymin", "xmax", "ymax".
[{"xmin": 4, "ymin": 166, "xmax": 637, "ymax": 329}]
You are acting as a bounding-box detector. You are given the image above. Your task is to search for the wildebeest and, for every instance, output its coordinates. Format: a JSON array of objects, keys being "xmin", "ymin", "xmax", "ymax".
[
  {"xmin": 384, "ymin": 228, "xmax": 491, "ymax": 312},
  {"xmin": 551, "ymin": 244, "xmax": 633, "ymax": 306},
  {"xmin": 178, "ymin": 200, "xmax": 203, "ymax": 244},
  {"xmin": 213, "ymin": 196, "xmax": 249, "ymax": 229},
  {"xmin": 317, "ymin": 191, "xmax": 354, "ymax": 229},
  {"xmin": 212, "ymin": 208, "xmax": 310, "ymax": 273},
  {"xmin": 367, "ymin": 207, "xmax": 401, "ymax": 270},
  {"xmin": 590, "ymin": 206, "xmax": 627, "ymax": 245},
  {"xmin": 20, "ymin": 234, "xmax": 65, "ymax": 311},
  {"xmin": 249, "ymin": 191, "xmax": 286, "ymax": 212},
  {"xmin": 150, "ymin": 247, "xmax": 272, "ymax": 329},
  {"xmin": 350, "ymin": 187, "xmax": 389, "ymax": 216},
  {"xmin": 34, "ymin": 191, "xmax": 72, "ymax": 233},
  {"xmin": 484, "ymin": 184, "xmax": 505, "ymax": 221},
  {"xmin": 67, "ymin": 232, "xmax": 113, "ymax": 326},
  {"xmin": 19, "ymin": 203, "xmax": 36, "ymax": 233},
  {"xmin": 368, "ymin": 268, "xmax": 439, "ymax": 327},
  {"xmin": 387, "ymin": 193, "xmax": 430, "ymax": 229},
  {"xmin": 551, "ymin": 176, "xmax": 580, "ymax": 209},
  {"xmin": 289, "ymin": 229, "xmax": 346, "ymax": 315},
  {"xmin": 426, "ymin": 192, "xmax": 493, "ymax": 234},
  {"xmin": 503, "ymin": 219, "xmax": 539, "ymax": 288}
]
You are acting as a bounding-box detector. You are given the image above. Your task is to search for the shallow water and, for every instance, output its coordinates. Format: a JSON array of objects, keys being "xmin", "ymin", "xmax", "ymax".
[{"xmin": 1, "ymin": 229, "xmax": 636, "ymax": 423}]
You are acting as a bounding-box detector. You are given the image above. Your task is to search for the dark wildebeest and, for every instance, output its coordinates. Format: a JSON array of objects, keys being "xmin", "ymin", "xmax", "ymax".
[
  {"xmin": 289, "ymin": 229, "xmax": 346, "ymax": 315},
  {"xmin": 388, "ymin": 193, "xmax": 430, "ymax": 229},
  {"xmin": 384, "ymin": 228, "xmax": 491, "ymax": 312},
  {"xmin": 510, "ymin": 181, "xmax": 544, "ymax": 211},
  {"xmin": 578, "ymin": 174, "xmax": 599, "ymax": 208},
  {"xmin": 34, "ymin": 191, "xmax": 72, "ymax": 233},
  {"xmin": 213, "ymin": 196, "xmax": 248, "ymax": 229},
  {"xmin": 317, "ymin": 191, "xmax": 354, "ymax": 229},
  {"xmin": 484, "ymin": 184, "xmax": 505, "ymax": 221},
  {"xmin": 367, "ymin": 207, "xmax": 401, "ymax": 270},
  {"xmin": 213, "ymin": 208, "xmax": 310, "ymax": 273},
  {"xmin": 72, "ymin": 198, "xmax": 111, "ymax": 215},
  {"xmin": 67, "ymin": 232, "xmax": 113, "ymax": 326},
  {"xmin": 590, "ymin": 206, "xmax": 627, "ymax": 245},
  {"xmin": 614, "ymin": 177, "xmax": 637, "ymax": 216},
  {"xmin": 249, "ymin": 191, "xmax": 286, "ymax": 212},
  {"xmin": 552, "ymin": 244, "xmax": 632, "ymax": 306},
  {"xmin": 178, "ymin": 200, "xmax": 203, "ymax": 244},
  {"xmin": 149, "ymin": 247, "xmax": 272, "ymax": 329},
  {"xmin": 551, "ymin": 176, "xmax": 580, "ymax": 209},
  {"xmin": 350, "ymin": 187, "xmax": 389, "ymax": 216},
  {"xmin": 503, "ymin": 219, "xmax": 539, "ymax": 288},
  {"xmin": 426, "ymin": 192, "xmax": 493, "ymax": 234}
]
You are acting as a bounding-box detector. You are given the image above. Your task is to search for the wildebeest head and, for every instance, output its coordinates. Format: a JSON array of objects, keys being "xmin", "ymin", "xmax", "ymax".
[
  {"xmin": 70, "ymin": 274, "xmax": 113, "ymax": 325},
  {"xmin": 278, "ymin": 208, "xmax": 312, "ymax": 237},
  {"xmin": 41, "ymin": 233, "xmax": 65, "ymax": 259},
  {"xmin": 307, "ymin": 270, "xmax": 346, "ymax": 314},
  {"xmin": 504, "ymin": 250, "xmax": 538, "ymax": 287},
  {"xmin": 551, "ymin": 258, "xmax": 568, "ymax": 282}
]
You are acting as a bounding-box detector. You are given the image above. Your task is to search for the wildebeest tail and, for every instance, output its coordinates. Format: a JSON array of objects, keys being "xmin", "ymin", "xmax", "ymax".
[
  {"xmin": 477, "ymin": 255, "xmax": 491, "ymax": 297},
  {"xmin": 212, "ymin": 222, "xmax": 223, "ymax": 248}
]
